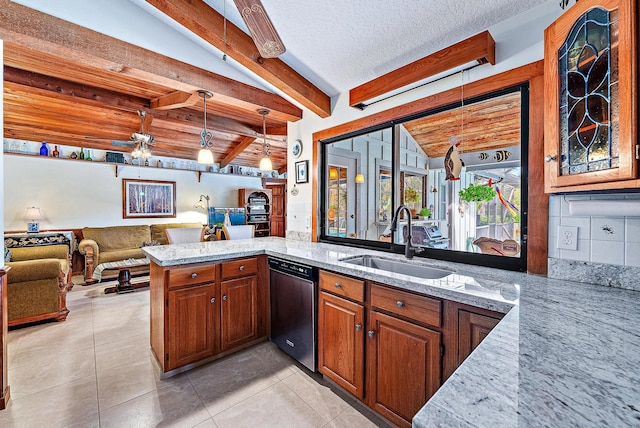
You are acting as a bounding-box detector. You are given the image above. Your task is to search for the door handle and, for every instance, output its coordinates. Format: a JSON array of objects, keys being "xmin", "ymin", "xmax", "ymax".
[
  {"xmin": 239, "ymin": 265, "xmax": 245, "ymax": 271},
  {"xmin": 355, "ymin": 324, "xmax": 362, "ymax": 331},
  {"xmin": 223, "ymin": 295, "xmax": 228, "ymax": 301},
  {"xmin": 368, "ymin": 330, "xmax": 375, "ymax": 338},
  {"xmin": 210, "ymin": 297, "xmax": 216, "ymax": 303},
  {"xmin": 191, "ymin": 273, "xmax": 198, "ymax": 279},
  {"xmin": 334, "ymin": 283, "xmax": 341, "ymax": 288},
  {"xmin": 396, "ymin": 301, "xmax": 405, "ymax": 308}
]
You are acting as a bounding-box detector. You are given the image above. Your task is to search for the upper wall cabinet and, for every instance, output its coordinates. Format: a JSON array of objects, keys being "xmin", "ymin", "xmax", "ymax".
[{"xmin": 544, "ymin": 0, "xmax": 638, "ymax": 193}]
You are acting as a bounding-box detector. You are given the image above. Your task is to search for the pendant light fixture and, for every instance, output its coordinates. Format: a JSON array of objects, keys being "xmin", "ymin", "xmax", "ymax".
[
  {"xmin": 258, "ymin": 108, "xmax": 273, "ymax": 171},
  {"xmin": 197, "ymin": 90, "xmax": 215, "ymax": 165}
]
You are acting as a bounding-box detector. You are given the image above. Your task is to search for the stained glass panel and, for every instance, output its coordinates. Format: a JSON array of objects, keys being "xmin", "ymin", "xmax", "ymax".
[{"xmin": 559, "ymin": 7, "xmax": 615, "ymax": 176}]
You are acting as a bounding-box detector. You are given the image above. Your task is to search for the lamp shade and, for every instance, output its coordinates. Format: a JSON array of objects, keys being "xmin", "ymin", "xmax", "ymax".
[
  {"xmin": 197, "ymin": 148, "xmax": 214, "ymax": 164},
  {"xmin": 259, "ymin": 156, "xmax": 273, "ymax": 171},
  {"xmin": 355, "ymin": 173, "xmax": 365, "ymax": 183},
  {"xmin": 24, "ymin": 207, "xmax": 44, "ymax": 221}
]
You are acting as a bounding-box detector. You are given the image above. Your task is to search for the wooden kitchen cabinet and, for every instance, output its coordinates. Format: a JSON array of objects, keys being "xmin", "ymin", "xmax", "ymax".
[
  {"xmin": 318, "ymin": 290, "xmax": 366, "ymax": 399},
  {"xmin": 221, "ymin": 275, "xmax": 258, "ymax": 351},
  {"xmin": 544, "ymin": 0, "xmax": 638, "ymax": 192},
  {"xmin": 457, "ymin": 310, "xmax": 501, "ymax": 365},
  {"xmin": 150, "ymin": 256, "xmax": 268, "ymax": 375},
  {"xmin": 167, "ymin": 284, "xmax": 216, "ymax": 369},
  {"xmin": 367, "ymin": 311, "xmax": 441, "ymax": 427}
]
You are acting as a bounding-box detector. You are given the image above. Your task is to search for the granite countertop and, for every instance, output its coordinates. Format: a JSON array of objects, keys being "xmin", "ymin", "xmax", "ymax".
[{"xmin": 142, "ymin": 237, "xmax": 640, "ymax": 427}]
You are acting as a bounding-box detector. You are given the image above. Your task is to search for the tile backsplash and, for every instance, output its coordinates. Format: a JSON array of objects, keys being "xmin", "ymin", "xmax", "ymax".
[
  {"xmin": 548, "ymin": 193, "xmax": 640, "ymax": 267},
  {"xmin": 548, "ymin": 193, "xmax": 640, "ymax": 291}
]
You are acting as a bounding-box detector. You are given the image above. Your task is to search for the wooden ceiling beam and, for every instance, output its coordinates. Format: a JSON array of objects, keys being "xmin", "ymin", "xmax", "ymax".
[
  {"xmin": 0, "ymin": 0, "xmax": 302, "ymax": 122},
  {"xmin": 144, "ymin": 0, "xmax": 332, "ymax": 118},
  {"xmin": 151, "ymin": 91, "xmax": 200, "ymax": 110},
  {"xmin": 350, "ymin": 31, "xmax": 496, "ymax": 108},
  {"xmin": 219, "ymin": 136, "xmax": 257, "ymax": 168}
]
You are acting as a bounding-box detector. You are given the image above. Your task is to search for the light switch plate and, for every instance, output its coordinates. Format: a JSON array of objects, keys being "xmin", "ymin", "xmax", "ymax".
[{"xmin": 557, "ymin": 226, "xmax": 579, "ymax": 250}]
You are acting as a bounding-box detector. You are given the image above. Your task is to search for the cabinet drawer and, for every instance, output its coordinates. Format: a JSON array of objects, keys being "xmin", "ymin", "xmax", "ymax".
[
  {"xmin": 370, "ymin": 284, "xmax": 441, "ymax": 327},
  {"xmin": 221, "ymin": 257, "xmax": 258, "ymax": 280},
  {"xmin": 320, "ymin": 270, "xmax": 365, "ymax": 303},
  {"xmin": 168, "ymin": 264, "xmax": 215, "ymax": 289}
]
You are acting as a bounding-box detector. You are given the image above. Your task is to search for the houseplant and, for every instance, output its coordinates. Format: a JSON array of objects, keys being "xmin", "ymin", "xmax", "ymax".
[
  {"xmin": 459, "ymin": 184, "xmax": 496, "ymax": 203},
  {"xmin": 419, "ymin": 207, "xmax": 431, "ymax": 220}
]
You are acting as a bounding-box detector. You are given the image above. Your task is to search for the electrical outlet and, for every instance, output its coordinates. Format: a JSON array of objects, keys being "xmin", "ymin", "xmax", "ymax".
[{"xmin": 557, "ymin": 226, "xmax": 578, "ymax": 250}]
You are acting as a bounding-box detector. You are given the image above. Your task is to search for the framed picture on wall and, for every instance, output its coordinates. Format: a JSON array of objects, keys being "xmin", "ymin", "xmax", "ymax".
[
  {"xmin": 122, "ymin": 179, "xmax": 176, "ymax": 218},
  {"xmin": 295, "ymin": 160, "xmax": 309, "ymax": 184}
]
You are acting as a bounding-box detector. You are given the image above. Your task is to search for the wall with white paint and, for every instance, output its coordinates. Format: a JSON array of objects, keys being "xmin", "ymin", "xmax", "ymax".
[
  {"xmin": 3, "ymin": 142, "xmax": 264, "ymax": 231},
  {"xmin": 286, "ymin": 1, "xmax": 564, "ymax": 238}
]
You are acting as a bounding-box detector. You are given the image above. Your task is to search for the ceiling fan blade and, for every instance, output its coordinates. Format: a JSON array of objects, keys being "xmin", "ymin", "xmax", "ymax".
[
  {"xmin": 233, "ymin": 0, "xmax": 286, "ymax": 58},
  {"xmin": 111, "ymin": 140, "xmax": 135, "ymax": 147}
]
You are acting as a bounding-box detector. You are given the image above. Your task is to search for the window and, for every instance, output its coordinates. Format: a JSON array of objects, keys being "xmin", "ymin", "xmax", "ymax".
[{"xmin": 320, "ymin": 85, "xmax": 528, "ymax": 271}]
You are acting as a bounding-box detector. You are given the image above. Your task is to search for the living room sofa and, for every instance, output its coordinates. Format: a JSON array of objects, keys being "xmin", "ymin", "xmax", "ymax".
[
  {"xmin": 78, "ymin": 223, "xmax": 203, "ymax": 283},
  {"xmin": 6, "ymin": 244, "xmax": 73, "ymax": 327}
]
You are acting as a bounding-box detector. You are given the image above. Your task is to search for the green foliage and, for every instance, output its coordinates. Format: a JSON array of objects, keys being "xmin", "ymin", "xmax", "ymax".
[
  {"xmin": 419, "ymin": 208, "xmax": 431, "ymax": 217},
  {"xmin": 459, "ymin": 184, "xmax": 496, "ymax": 203},
  {"xmin": 404, "ymin": 187, "xmax": 420, "ymax": 203}
]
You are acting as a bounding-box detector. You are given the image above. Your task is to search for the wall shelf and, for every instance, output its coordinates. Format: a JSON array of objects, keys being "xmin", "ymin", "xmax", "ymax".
[{"xmin": 4, "ymin": 152, "xmax": 273, "ymax": 182}]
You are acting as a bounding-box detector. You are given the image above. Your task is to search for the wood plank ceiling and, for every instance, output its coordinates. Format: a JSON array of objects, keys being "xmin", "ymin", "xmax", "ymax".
[
  {"xmin": 403, "ymin": 92, "xmax": 521, "ymax": 159},
  {"xmin": 0, "ymin": 0, "xmax": 326, "ymax": 173}
]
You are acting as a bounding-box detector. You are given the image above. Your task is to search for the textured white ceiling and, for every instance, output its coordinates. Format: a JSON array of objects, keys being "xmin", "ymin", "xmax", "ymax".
[
  {"xmin": 13, "ymin": 0, "xmax": 557, "ymax": 100},
  {"xmin": 205, "ymin": 0, "xmax": 552, "ymax": 95}
]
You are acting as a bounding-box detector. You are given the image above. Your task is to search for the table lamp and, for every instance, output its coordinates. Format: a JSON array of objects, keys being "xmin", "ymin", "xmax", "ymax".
[{"xmin": 24, "ymin": 207, "xmax": 44, "ymax": 233}]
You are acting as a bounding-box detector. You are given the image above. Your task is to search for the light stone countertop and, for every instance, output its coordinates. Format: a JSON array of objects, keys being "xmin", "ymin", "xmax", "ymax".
[{"xmin": 142, "ymin": 237, "xmax": 640, "ymax": 427}]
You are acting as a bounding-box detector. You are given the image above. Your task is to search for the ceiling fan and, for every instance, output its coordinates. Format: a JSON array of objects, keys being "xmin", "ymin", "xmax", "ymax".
[
  {"xmin": 232, "ymin": 0, "xmax": 286, "ymax": 58},
  {"xmin": 112, "ymin": 110, "xmax": 155, "ymax": 157}
]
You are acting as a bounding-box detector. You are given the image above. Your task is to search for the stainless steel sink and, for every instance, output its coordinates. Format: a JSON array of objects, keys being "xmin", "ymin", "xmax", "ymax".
[{"xmin": 339, "ymin": 255, "xmax": 453, "ymax": 279}]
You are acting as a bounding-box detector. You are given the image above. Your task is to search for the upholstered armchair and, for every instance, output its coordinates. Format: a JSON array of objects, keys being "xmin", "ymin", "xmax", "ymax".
[{"xmin": 6, "ymin": 244, "xmax": 73, "ymax": 327}]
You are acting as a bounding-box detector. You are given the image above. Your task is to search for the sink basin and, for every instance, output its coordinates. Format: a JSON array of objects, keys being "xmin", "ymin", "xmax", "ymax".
[{"xmin": 339, "ymin": 255, "xmax": 453, "ymax": 279}]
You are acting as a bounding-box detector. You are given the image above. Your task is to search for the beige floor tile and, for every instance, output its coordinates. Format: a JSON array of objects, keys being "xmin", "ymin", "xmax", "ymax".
[
  {"xmin": 282, "ymin": 371, "xmax": 354, "ymax": 421},
  {"xmin": 95, "ymin": 332, "xmax": 151, "ymax": 373},
  {"xmin": 9, "ymin": 346, "xmax": 96, "ymax": 399},
  {"xmin": 187, "ymin": 349, "xmax": 281, "ymax": 416},
  {"xmin": 253, "ymin": 340, "xmax": 303, "ymax": 380},
  {"xmin": 193, "ymin": 418, "xmax": 219, "ymax": 428},
  {"xmin": 99, "ymin": 376, "xmax": 210, "ymax": 428},
  {"xmin": 327, "ymin": 402, "xmax": 395, "ymax": 428},
  {"xmin": 0, "ymin": 375, "xmax": 98, "ymax": 428},
  {"xmin": 97, "ymin": 355, "xmax": 184, "ymax": 410},
  {"xmin": 213, "ymin": 381, "xmax": 326, "ymax": 428},
  {"xmin": 93, "ymin": 318, "xmax": 149, "ymax": 347}
]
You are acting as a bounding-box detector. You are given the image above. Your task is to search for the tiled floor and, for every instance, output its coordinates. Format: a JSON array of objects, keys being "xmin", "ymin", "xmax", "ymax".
[{"xmin": 0, "ymin": 279, "xmax": 393, "ymax": 427}]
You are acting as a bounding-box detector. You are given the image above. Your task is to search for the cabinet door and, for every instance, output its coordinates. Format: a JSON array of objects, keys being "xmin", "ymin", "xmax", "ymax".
[
  {"xmin": 544, "ymin": 0, "xmax": 637, "ymax": 191},
  {"xmin": 458, "ymin": 310, "xmax": 500, "ymax": 365},
  {"xmin": 221, "ymin": 275, "xmax": 258, "ymax": 351},
  {"xmin": 318, "ymin": 291, "xmax": 365, "ymax": 399},
  {"xmin": 167, "ymin": 284, "xmax": 215, "ymax": 370},
  {"xmin": 368, "ymin": 311, "xmax": 441, "ymax": 427}
]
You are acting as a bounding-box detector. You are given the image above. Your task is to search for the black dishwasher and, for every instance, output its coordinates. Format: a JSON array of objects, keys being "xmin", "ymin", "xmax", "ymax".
[{"xmin": 269, "ymin": 257, "xmax": 317, "ymax": 371}]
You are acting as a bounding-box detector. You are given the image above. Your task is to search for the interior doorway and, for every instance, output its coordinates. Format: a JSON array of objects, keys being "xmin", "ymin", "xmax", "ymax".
[{"xmin": 262, "ymin": 178, "xmax": 286, "ymax": 237}]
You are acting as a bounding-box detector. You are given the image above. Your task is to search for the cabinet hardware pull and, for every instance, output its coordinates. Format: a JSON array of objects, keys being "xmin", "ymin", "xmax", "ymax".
[
  {"xmin": 191, "ymin": 273, "xmax": 198, "ymax": 278},
  {"xmin": 223, "ymin": 295, "xmax": 228, "ymax": 301},
  {"xmin": 368, "ymin": 330, "xmax": 375, "ymax": 338},
  {"xmin": 355, "ymin": 324, "xmax": 362, "ymax": 331},
  {"xmin": 210, "ymin": 297, "xmax": 216, "ymax": 303},
  {"xmin": 335, "ymin": 283, "xmax": 341, "ymax": 288},
  {"xmin": 239, "ymin": 265, "xmax": 245, "ymax": 271},
  {"xmin": 544, "ymin": 155, "xmax": 557, "ymax": 163},
  {"xmin": 396, "ymin": 301, "xmax": 405, "ymax": 308}
]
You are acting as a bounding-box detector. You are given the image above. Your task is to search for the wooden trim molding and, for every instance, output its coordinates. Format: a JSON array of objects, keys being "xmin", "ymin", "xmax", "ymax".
[
  {"xmin": 0, "ymin": 267, "xmax": 10, "ymax": 410},
  {"xmin": 349, "ymin": 31, "xmax": 496, "ymax": 109},
  {"xmin": 313, "ymin": 61, "xmax": 548, "ymax": 275}
]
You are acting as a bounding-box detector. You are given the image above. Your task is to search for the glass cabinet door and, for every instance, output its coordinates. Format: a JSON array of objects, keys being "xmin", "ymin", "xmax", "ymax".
[{"xmin": 544, "ymin": 0, "xmax": 637, "ymax": 191}]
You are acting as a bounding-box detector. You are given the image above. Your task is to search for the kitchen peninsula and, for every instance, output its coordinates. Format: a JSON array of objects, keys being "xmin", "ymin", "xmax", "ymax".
[{"xmin": 142, "ymin": 238, "xmax": 640, "ymax": 427}]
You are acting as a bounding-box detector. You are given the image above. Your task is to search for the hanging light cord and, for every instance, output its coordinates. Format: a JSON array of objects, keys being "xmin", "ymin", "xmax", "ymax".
[
  {"xmin": 259, "ymin": 108, "xmax": 270, "ymax": 156},
  {"xmin": 199, "ymin": 91, "xmax": 213, "ymax": 148},
  {"xmin": 222, "ymin": 0, "xmax": 228, "ymax": 61},
  {"xmin": 460, "ymin": 69, "xmax": 464, "ymax": 154}
]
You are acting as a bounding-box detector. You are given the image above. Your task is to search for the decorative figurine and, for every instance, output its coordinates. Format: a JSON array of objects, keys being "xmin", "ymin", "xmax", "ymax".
[{"xmin": 445, "ymin": 136, "xmax": 464, "ymax": 181}]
